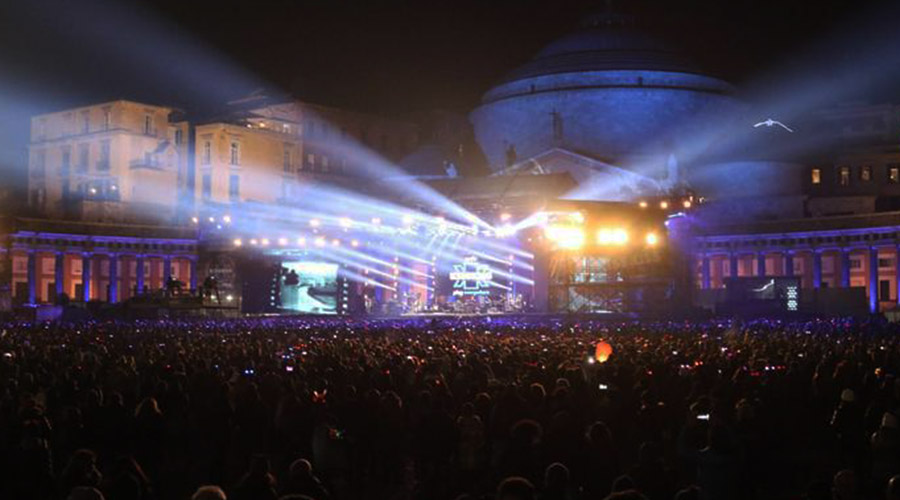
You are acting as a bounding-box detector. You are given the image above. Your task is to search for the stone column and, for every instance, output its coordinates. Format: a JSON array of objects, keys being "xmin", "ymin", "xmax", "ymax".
[
  {"xmin": 701, "ymin": 255, "xmax": 711, "ymax": 290},
  {"xmin": 813, "ymin": 250, "xmax": 823, "ymax": 289},
  {"xmin": 26, "ymin": 251, "xmax": 36, "ymax": 305},
  {"xmin": 757, "ymin": 252, "xmax": 766, "ymax": 277},
  {"xmin": 783, "ymin": 251, "xmax": 794, "ymax": 277},
  {"xmin": 163, "ymin": 256, "xmax": 172, "ymax": 284},
  {"xmin": 54, "ymin": 252, "xmax": 64, "ymax": 300},
  {"xmin": 189, "ymin": 257, "xmax": 198, "ymax": 292},
  {"xmin": 81, "ymin": 253, "xmax": 92, "ymax": 302},
  {"xmin": 108, "ymin": 254, "xmax": 118, "ymax": 303},
  {"xmin": 870, "ymin": 246, "xmax": 880, "ymax": 314},
  {"xmin": 896, "ymin": 245, "xmax": 900, "ymax": 307},
  {"xmin": 135, "ymin": 255, "xmax": 145, "ymax": 295},
  {"xmin": 841, "ymin": 249, "xmax": 851, "ymax": 288}
]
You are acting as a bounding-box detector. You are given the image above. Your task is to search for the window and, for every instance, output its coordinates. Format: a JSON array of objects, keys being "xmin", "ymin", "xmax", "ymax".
[
  {"xmin": 143, "ymin": 115, "xmax": 153, "ymax": 135},
  {"xmin": 81, "ymin": 110, "xmax": 90, "ymax": 133},
  {"xmin": 174, "ymin": 129, "xmax": 183, "ymax": 145},
  {"xmin": 322, "ymin": 155, "xmax": 330, "ymax": 172},
  {"xmin": 61, "ymin": 146, "xmax": 71, "ymax": 175},
  {"xmin": 202, "ymin": 141, "xmax": 211, "ymax": 165},
  {"xmin": 879, "ymin": 258, "xmax": 894, "ymax": 268},
  {"xmin": 202, "ymin": 174, "xmax": 211, "ymax": 199},
  {"xmin": 229, "ymin": 142, "xmax": 240, "ymax": 165},
  {"xmin": 839, "ymin": 166, "xmax": 851, "ymax": 186},
  {"xmin": 283, "ymin": 148, "xmax": 291, "ymax": 172},
  {"xmin": 228, "ymin": 174, "xmax": 240, "ymax": 201},
  {"xmin": 75, "ymin": 144, "xmax": 88, "ymax": 172},
  {"xmin": 861, "ymin": 165, "xmax": 872, "ymax": 181},
  {"xmin": 850, "ymin": 258, "xmax": 862, "ymax": 269},
  {"xmin": 102, "ymin": 107, "xmax": 111, "ymax": 130},
  {"xmin": 306, "ymin": 153, "xmax": 315, "ymax": 169},
  {"xmin": 881, "ymin": 279, "xmax": 892, "ymax": 301},
  {"xmin": 33, "ymin": 149, "xmax": 46, "ymax": 177},
  {"xmin": 37, "ymin": 118, "xmax": 47, "ymax": 140},
  {"xmin": 889, "ymin": 164, "xmax": 900, "ymax": 183},
  {"xmin": 811, "ymin": 168, "xmax": 821, "ymax": 184},
  {"xmin": 98, "ymin": 140, "xmax": 110, "ymax": 170}
]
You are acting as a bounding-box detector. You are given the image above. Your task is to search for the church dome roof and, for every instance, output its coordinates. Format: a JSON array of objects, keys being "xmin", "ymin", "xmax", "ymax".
[{"xmin": 502, "ymin": 12, "xmax": 699, "ymax": 82}]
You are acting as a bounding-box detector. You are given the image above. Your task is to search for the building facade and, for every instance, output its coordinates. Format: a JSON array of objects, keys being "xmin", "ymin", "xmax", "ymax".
[
  {"xmin": 28, "ymin": 100, "xmax": 190, "ymax": 224},
  {"xmin": 194, "ymin": 97, "xmax": 418, "ymax": 208},
  {"xmin": 4, "ymin": 95, "xmax": 419, "ymax": 310}
]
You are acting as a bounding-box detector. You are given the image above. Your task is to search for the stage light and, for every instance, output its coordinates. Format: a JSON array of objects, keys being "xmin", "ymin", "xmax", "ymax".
[
  {"xmin": 683, "ymin": 200, "xmax": 692, "ymax": 209},
  {"xmin": 314, "ymin": 237, "xmax": 326, "ymax": 247},
  {"xmin": 208, "ymin": 217, "xmax": 215, "ymax": 223},
  {"xmin": 278, "ymin": 237, "xmax": 288, "ymax": 246},
  {"xmin": 339, "ymin": 217, "xmax": 352, "ymax": 228},
  {"xmin": 402, "ymin": 214, "xmax": 414, "ymax": 226},
  {"xmin": 546, "ymin": 225, "xmax": 585, "ymax": 249},
  {"xmin": 332, "ymin": 239, "xmax": 340, "ymax": 246},
  {"xmin": 233, "ymin": 238, "xmax": 242, "ymax": 246},
  {"xmin": 597, "ymin": 229, "xmax": 628, "ymax": 245},
  {"xmin": 645, "ymin": 232, "xmax": 659, "ymax": 246},
  {"xmin": 191, "ymin": 217, "xmax": 199, "ymax": 224},
  {"xmin": 639, "ymin": 201, "xmax": 648, "ymax": 208},
  {"xmin": 660, "ymin": 201, "xmax": 669, "ymax": 209},
  {"xmin": 297, "ymin": 237, "xmax": 306, "ymax": 246},
  {"xmin": 309, "ymin": 219, "xmax": 321, "ymax": 227},
  {"xmin": 223, "ymin": 215, "xmax": 232, "ymax": 223},
  {"xmin": 500, "ymin": 212, "xmax": 512, "ymax": 222},
  {"xmin": 496, "ymin": 224, "xmax": 516, "ymax": 237},
  {"xmin": 226, "ymin": 295, "xmax": 234, "ymax": 302},
  {"xmin": 351, "ymin": 239, "xmax": 359, "ymax": 247},
  {"xmin": 371, "ymin": 217, "xmax": 382, "ymax": 225},
  {"xmin": 261, "ymin": 238, "xmax": 270, "ymax": 246},
  {"xmin": 250, "ymin": 239, "xmax": 258, "ymax": 245}
]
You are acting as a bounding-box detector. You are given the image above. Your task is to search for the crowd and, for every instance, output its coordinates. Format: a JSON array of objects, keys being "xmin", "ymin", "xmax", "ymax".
[{"xmin": 2, "ymin": 316, "xmax": 900, "ymax": 500}]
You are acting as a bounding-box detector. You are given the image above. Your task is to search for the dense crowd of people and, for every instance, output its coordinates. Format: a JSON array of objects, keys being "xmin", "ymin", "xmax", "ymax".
[{"xmin": 3, "ymin": 315, "xmax": 900, "ymax": 500}]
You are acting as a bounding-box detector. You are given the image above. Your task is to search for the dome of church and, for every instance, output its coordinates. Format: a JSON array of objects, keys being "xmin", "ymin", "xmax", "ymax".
[
  {"xmin": 505, "ymin": 15, "xmax": 697, "ymax": 82},
  {"xmin": 470, "ymin": 12, "xmax": 744, "ymax": 181}
]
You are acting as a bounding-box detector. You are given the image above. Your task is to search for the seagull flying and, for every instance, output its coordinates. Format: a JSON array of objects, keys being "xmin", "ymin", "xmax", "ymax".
[{"xmin": 753, "ymin": 118, "xmax": 794, "ymax": 133}]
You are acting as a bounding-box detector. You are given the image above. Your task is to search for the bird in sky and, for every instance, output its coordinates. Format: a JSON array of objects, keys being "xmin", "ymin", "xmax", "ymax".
[{"xmin": 753, "ymin": 118, "xmax": 794, "ymax": 132}]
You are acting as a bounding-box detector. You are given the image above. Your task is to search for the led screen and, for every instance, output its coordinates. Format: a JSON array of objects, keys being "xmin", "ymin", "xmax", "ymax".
[{"xmin": 278, "ymin": 261, "xmax": 338, "ymax": 314}]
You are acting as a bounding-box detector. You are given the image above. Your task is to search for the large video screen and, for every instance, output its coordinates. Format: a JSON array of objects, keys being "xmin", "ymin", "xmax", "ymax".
[{"xmin": 278, "ymin": 261, "xmax": 339, "ymax": 314}]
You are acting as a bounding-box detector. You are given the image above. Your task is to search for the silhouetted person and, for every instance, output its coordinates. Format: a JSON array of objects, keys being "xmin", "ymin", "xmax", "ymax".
[
  {"xmin": 282, "ymin": 459, "xmax": 329, "ymax": 500},
  {"xmin": 497, "ymin": 476, "xmax": 535, "ymax": 500},
  {"xmin": 233, "ymin": 455, "xmax": 278, "ymax": 500},
  {"xmin": 887, "ymin": 474, "xmax": 900, "ymax": 500},
  {"xmin": 62, "ymin": 449, "xmax": 103, "ymax": 496},
  {"xmin": 540, "ymin": 463, "xmax": 573, "ymax": 500},
  {"xmin": 192, "ymin": 485, "xmax": 227, "ymax": 500}
]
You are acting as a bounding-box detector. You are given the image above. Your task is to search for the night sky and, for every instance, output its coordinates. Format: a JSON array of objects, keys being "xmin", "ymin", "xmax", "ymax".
[{"xmin": 0, "ymin": 0, "xmax": 895, "ymax": 192}]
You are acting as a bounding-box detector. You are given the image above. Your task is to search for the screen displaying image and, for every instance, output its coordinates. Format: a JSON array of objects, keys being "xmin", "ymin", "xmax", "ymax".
[{"xmin": 278, "ymin": 261, "xmax": 339, "ymax": 314}]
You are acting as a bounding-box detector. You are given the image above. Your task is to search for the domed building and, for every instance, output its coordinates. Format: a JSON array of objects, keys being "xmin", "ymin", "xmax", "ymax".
[{"xmin": 470, "ymin": 12, "xmax": 743, "ymax": 180}]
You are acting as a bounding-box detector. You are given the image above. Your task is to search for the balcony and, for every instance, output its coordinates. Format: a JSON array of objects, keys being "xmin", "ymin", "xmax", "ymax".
[{"xmin": 130, "ymin": 155, "xmax": 166, "ymax": 170}]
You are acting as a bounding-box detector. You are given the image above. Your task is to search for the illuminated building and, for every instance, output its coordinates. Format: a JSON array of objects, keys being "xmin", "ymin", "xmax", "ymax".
[
  {"xmin": 27, "ymin": 100, "xmax": 190, "ymax": 222},
  {"xmin": 470, "ymin": 11, "xmax": 740, "ymax": 178},
  {"xmin": 7, "ymin": 12, "xmax": 900, "ymax": 317},
  {"xmin": 195, "ymin": 93, "xmax": 418, "ymax": 206}
]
